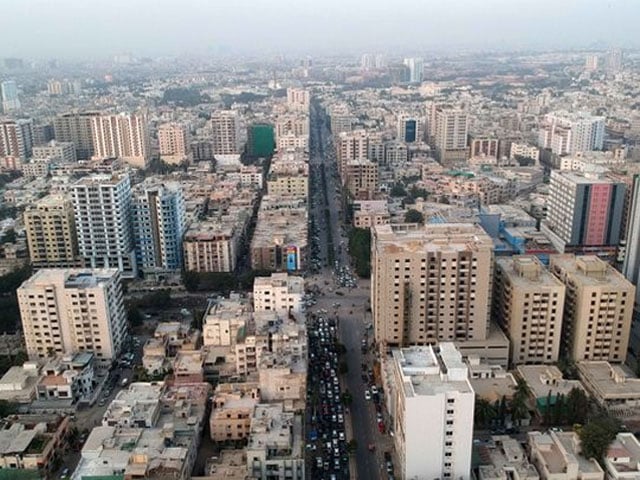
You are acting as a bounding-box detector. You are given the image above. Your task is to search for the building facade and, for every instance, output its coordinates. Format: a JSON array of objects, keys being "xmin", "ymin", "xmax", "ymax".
[
  {"xmin": 550, "ymin": 255, "xmax": 635, "ymax": 363},
  {"xmin": 384, "ymin": 344, "xmax": 474, "ymax": 480},
  {"xmin": 90, "ymin": 112, "xmax": 149, "ymax": 167},
  {"xmin": 132, "ymin": 181, "xmax": 186, "ymax": 274},
  {"xmin": 494, "ymin": 256, "xmax": 566, "ymax": 365},
  {"xmin": 53, "ymin": 112, "xmax": 100, "ymax": 160},
  {"xmin": 371, "ymin": 223, "xmax": 494, "ymax": 347},
  {"xmin": 24, "ymin": 194, "xmax": 81, "ymax": 268},
  {"xmin": 17, "ymin": 269, "xmax": 127, "ymax": 368},
  {"xmin": 542, "ymin": 170, "xmax": 626, "ymax": 253},
  {"xmin": 70, "ymin": 174, "xmax": 137, "ymax": 277}
]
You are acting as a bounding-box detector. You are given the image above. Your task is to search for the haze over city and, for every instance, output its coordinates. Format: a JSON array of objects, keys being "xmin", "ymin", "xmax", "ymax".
[
  {"xmin": 2, "ymin": 0, "xmax": 640, "ymax": 58},
  {"xmin": 2, "ymin": 1, "xmax": 640, "ymax": 480}
]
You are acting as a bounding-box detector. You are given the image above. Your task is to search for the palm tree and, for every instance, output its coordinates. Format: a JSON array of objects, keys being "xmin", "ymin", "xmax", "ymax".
[
  {"xmin": 475, "ymin": 398, "xmax": 497, "ymax": 428},
  {"xmin": 511, "ymin": 378, "xmax": 532, "ymax": 423}
]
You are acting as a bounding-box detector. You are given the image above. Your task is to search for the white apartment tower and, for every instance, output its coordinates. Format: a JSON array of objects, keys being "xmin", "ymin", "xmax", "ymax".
[
  {"xmin": 403, "ymin": 57, "xmax": 424, "ymax": 83},
  {"xmin": 157, "ymin": 123, "xmax": 189, "ymax": 164},
  {"xmin": 371, "ymin": 223, "xmax": 494, "ymax": 347},
  {"xmin": 538, "ymin": 111, "xmax": 605, "ymax": 156},
  {"xmin": 132, "ymin": 181, "xmax": 186, "ymax": 274},
  {"xmin": 90, "ymin": 112, "xmax": 150, "ymax": 167},
  {"xmin": 17, "ymin": 269, "xmax": 127, "ymax": 368},
  {"xmin": 1, "ymin": 80, "xmax": 21, "ymax": 112},
  {"xmin": 70, "ymin": 174, "xmax": 137, "ymax": 277},
  {"xmin": 386, "ymin": 343, "xmax": 474, "ymax": 480},
  {"xmin": 211, "ymin": 110, "xmax": 243, "ymax": 155}
]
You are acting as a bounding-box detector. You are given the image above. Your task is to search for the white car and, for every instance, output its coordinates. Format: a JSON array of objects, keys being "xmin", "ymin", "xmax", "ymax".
[
  {"xmin": 364, "ymin": 390, "xmax": 371, "ymax": 400},
  {"xmin": 371, "ymin": 386, "xmax": 378, "ymax": 395}
]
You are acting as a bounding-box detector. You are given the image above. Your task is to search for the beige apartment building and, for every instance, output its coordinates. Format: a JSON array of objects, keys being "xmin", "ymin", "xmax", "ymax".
[
  {"xmin": 550, "ymin": 255, "xmax": 635, "ymax": 363},
  {"xmin": 209, "ymin": 382, "xmax": 260, "ymax": 442},
  {"xmin": 53, "ymin": 111, "xmax": 100, "ymax": 160},
  {"xmin": 371, "ymin": 223, "xmax": 494, "ymax": 347},
  {"xmin": 266, "ymin": 172, "xmax": 308, "ymax": 198},
  {"xmin": 17, "ymin": 269, "xmax": 127, "ymax": 369},
  {"xmin": 158, "ymin": 122, "xmax": 189, "ymax": 164},
  {"xmin": 24, "ymin": 194, "xmax": 82, "ymax": 268},
  {"xmin": 344, "ymin": 159, "xmax": 378, "ymax": 200},
  {"xmin": 494, "ymin": 256, "xmax": 566, "ymax": 366},
  {"xmin": 211, "ymin": 110, "xmax": 242, "ymax": 155},
  {"xmin": 336, "ymin": 129, "xmax": 369, "ymax": 177},
  {"xmin": 90, "ymin": 112, "xmax": 149, "ymax": 167},
  {"xmin": 183, "ymin": 222, "xmax": 238, "ymax": 273}
]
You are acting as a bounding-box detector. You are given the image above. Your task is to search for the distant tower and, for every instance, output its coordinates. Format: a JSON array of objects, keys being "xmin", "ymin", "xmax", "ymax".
[
  {"xmin": 1, "ymin": 80, "xmax": 21, "ymax": 112},
  {"xmin": 607, "ymin": 48, "xmax": 623, "ymax": 73},
  {"xmin": 403, "ymin": 58, "xmax": 424, "ymax": 83},
  {"xmin": 584, "ymin": 54, "xmax": 599, "ymax": 72}
]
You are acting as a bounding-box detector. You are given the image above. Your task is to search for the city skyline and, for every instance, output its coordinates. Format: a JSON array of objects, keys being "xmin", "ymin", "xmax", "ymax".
[{"xmin": 0, "ymin": 0, "xmax": 639, "ymax": 59}]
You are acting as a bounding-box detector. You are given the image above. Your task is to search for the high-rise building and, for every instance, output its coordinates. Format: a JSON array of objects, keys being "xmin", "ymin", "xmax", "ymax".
[
  {"xmin": 211, "ymin": 110, "xmax": 242, "ymax": 155},
  {"xmin": 336, "ymin": 129, "xmax": 369, "ymax": 176},
  {"xmin": 403, "ymin": 58, "xmax": 424, "ymax": 83},
  {"xmin": 384, "ymin": 343, "xmax": 474, "ymax": 480},
  {"xmin": 623, "ymin": 174, "xmax": 640, "ymax": 307},
  {"xmin": 91, "ymin": 112, "xmax": 149, "ymax": 167},
  {"xmin": 0, "ymin": 119, "xmax": 33, "ymax": 159},
  {"xmin": 328, "ymin": 105, "xmax": 355, "ymax": 134},
  {"xmin": 494, "ymin": 256, "xmax": 566, "ymax": 365},
  {"xmin": 550, "ymin": 255, "xmax": 635, "ymax": 363},
  {"xmin": 585, "ymin": 54, "xmax": 599, "ymax": 72},
  {"xmin": 541, "ymin": 170, "xmax": 626, "ymax": 253},
  {"xmin": 538, "ymin": 112, "xmax": 605, "ymax": 155},
  {"xmin": 157, "ymin": 123, "xmax": 189, "ymax": 164},
  {"xmin": 286, "ymin": 88, "xmax": 310, "ymax": 111},
  {"xmin": 431, "ymin": 105, "xmax": 469, "ymax": 165},
  {"xmin": 31, "ymin": 140, "xmax": 77, "ymax": 163},
  {"xmin": 344, "ymin": 159, "xmax": 378, "ymax": 200},
  {"xmin": 361, "ymin": 53, "xmax": 375, "ymax": 70},
  {"xmin": 24, "ymin": 194, "xmax": 81, "ymax": 268},
  {"xmin": 1, "ymin": 80, "xmax": 21, "ymax": 112},
  {"xmin": 371, "ymin": 223, "xmax": 494, "ymax": 347},
  {"xmin": 397, "ymin": 115, "xmax": 423, "ymax": 143},
  {"xmin": 17, "ymin": 268, "xmax": 127, "ymax": 368},
  {"xmin": 53, "ymin": 112, "xmax": 101, "ymax": 160},
  {"xmin": 607, "ymin": 48, "xmax": 623, "ymax": 73},
  {"xmin": 70, "ymin": 174, "xmax": 137, "ymax": 276},
  {"xmin": 132, "ymin": 181, "xmax": 186, "ymax": 274}
]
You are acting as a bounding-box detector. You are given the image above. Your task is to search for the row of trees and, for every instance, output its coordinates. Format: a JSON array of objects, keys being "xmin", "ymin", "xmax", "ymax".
[
  {"xmin": 475, "ymin": 380, "xmax": 621, "ymax": 464},
  {"xmin": 347, "ymin": 228, "xmax": 371, "ymax": 278}
]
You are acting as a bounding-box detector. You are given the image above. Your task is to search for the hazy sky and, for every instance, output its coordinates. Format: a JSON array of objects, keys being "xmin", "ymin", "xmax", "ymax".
[{"xmin": 2, "ymin": 0, "xmax": 639, "ymax": 59}]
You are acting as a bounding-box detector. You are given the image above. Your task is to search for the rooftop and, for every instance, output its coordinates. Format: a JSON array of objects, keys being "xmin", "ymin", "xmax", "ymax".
[
  {"xmin": 550, "ymin": 255, "xmax": 634, "ymax": 289},
  {"xmin": 373, "ymin": 223, "xmax": 493, "ymax": 255},
  {"xmin": 392, "ymin": 343, "xmax": 472, "ymax": 398}
]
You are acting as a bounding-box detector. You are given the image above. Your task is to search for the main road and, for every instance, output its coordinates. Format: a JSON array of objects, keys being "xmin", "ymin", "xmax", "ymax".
[{"xmin": 308, "ymin": 101, "xmax": 394, "ymax": 480}]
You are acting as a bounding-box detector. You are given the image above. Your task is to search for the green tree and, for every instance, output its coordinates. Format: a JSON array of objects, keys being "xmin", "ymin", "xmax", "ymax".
[
  {"xmin": 127, "ymin": 307, "xmax": 143, "ymax": 327},
  {"xmin": 347, "ymin": 439, "xmax": 358, "ymax": 453},
  {"xmin": 348, "ymin": 228, "xmax": 371, "ymax": 278},
  {"xmin": 474, "ymin": 398, "xmax": 497, "ymax": 428},
  {"xmin": 511, "ymin": 377, "xmax": 532, "ymax": 423},
  {"xmin": 579, "ymin": 414, "xmax": 621, "ymax": 461},
  {"xmin": 566, "ymin": 387, "xmax": 589, "ymax": 425},
  {"xmin": 390, "ymin": 183, "xmax": 407, "ymax": 197},
  {"xmin": 0, "ymin": 228, "xmax": 16, "ymax": 244},
  {"xmin": 404, "ymin": 209, "xmax": 425, "ymax": 224}
]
